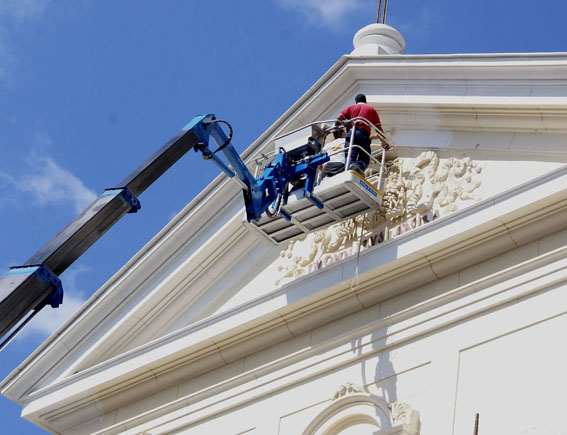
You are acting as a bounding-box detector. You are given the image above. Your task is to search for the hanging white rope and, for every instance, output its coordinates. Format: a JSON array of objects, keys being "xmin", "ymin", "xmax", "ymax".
[{"xmin": 350, "ymin": 215, "xmax": 371, "ymax": 291}]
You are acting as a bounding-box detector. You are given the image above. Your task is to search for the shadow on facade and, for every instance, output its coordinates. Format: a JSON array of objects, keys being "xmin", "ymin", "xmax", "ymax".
[{"xmin": 351, "ymin": 326, "xmax": 398, "ymax": 404}]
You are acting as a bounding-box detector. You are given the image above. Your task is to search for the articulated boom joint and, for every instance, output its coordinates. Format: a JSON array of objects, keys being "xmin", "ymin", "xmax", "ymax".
[{"xmin": 189, "ymin": 114, "xmax": 330, "ymax": 224}]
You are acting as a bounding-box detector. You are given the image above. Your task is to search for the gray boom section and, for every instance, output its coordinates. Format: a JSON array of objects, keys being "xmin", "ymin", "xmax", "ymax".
[
  {"xmin": 0, "ymin": 126, "xmax": 200, "ymax": 340},
  {"xmin": 119, "ymin": 128, "xmax": 200, "ymax": 197},
  {"xmin": 25, "ymin": 194, "xmax": 135, "ymax": 275},
  {"xmin": 0, "ymin": 274, "xmax": 55, "ymax": 340}
]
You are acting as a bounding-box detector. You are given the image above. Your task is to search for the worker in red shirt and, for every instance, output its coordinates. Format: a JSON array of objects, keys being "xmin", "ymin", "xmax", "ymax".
[{"xmin": 336, "ymin": 94, "xmax": 383, "ymax": 174}]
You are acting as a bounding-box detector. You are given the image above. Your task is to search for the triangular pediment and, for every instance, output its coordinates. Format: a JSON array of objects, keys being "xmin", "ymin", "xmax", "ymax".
[{"xmin": 2, "ymin": 52, "xmax": 566, "ymax": 434}]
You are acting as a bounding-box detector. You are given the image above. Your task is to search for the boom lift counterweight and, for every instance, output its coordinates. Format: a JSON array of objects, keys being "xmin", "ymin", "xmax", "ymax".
[{"xmin": 0, "ymin": 114, "xmax": 389, "ymax": 347}]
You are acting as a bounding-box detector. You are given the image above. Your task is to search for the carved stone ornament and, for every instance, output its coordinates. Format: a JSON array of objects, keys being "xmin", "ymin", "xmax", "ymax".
[
  {"xmin": 390, "ymin": 401, "xmax": 420, "ymax": 429},
  {"xmin": 333, "ymin": 382, "xmax": 364, "ymax": 400},
  {"xmin": 275, "ymin": 151, "xmax": 482, "ymax": 286}
]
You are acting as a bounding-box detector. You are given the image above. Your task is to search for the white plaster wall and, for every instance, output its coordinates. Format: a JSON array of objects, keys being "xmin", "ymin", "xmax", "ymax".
[
  {"xmin": 4, "ymin": 52, "xmax": 567, "ymax": 435},
  {"xmin": 453, "ymin": 314, "xmax": 567, "ymax": 434},
  {"xmin": 206, "ymin": 147, "xmax": 565, "ymax": 319},
  {"xmin": 94, "ymin": 227, "xmax": 567, "ymax": 435}
]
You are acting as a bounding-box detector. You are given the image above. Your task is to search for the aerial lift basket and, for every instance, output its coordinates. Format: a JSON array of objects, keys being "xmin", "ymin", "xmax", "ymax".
[
  {"xmin": 246, "ymin": 169, "xmax": 382, "ymax": 244},
  {"xmin": 244, "ymin": 120, "xmax": 387, "ymax": 244}
]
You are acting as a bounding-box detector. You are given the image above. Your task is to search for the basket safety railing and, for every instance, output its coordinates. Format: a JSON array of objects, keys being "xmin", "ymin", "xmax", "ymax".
[{"xmin": 254, "ymin": 117, "xmax": 395, "ymax": 194}]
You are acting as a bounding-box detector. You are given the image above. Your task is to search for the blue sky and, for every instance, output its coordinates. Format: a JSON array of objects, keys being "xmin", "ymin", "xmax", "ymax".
[{"xmin": 0, "ymin": 0, "xmax": 566, "ymax": 432}]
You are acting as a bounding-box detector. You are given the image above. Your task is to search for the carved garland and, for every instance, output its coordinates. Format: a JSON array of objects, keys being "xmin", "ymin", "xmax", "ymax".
[{"xmin": 275, "ymin": 151, "xmax": 482, "ymax": 285}]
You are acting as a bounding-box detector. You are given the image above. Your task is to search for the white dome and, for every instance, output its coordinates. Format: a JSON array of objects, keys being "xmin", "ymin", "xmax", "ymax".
[{"xmin": 351, "ymin": 23, "xmax": 405, "ymax": 55}]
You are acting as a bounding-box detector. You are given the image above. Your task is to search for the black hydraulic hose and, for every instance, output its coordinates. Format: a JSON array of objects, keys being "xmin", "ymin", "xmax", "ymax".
[{"xmin": 210, "ymin": 119, "xmax": 233, "ymax": 157}]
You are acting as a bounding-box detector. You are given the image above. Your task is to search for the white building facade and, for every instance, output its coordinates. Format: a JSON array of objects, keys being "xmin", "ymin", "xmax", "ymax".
[{"xmin": 2, "ymin": 24, "xmax": 567, "ymax": 434}]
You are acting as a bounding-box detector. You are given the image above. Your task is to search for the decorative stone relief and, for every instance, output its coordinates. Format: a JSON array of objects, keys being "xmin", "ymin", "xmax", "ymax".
[
  {"xmin": 333, "ymin": 382, "xmax": 364, "ymax": 400},
  {"xmin": 377, "ymin": 150, "xmax": 482, "ymax": 220},
  {"xmin": 274, "ymin": 151, "xmax": 483, "ymax": 286},
  {"xmin": 390, "ymin": 402, "xmax": 420, "ymax": 430}
]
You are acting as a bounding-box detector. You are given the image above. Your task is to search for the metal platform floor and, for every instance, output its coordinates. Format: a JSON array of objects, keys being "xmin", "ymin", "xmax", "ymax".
[{"xmin": 246, "ymin": 170, "xmax": 383, "ymax": 244}]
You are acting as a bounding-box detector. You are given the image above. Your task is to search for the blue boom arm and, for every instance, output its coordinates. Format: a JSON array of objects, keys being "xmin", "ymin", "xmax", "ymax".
[
  {"xmin": 190, "ymin": 114, "xmax": 329, "ymax": 222},
  {"xmin": 0, "ymin": 113, "xmax": 328, "ymax": 347}
]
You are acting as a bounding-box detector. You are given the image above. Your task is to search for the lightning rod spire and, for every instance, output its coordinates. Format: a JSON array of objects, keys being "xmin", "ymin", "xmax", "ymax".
[{"xmin": 376, "ymin": 0, "xmax": 389, "ymax": 24}]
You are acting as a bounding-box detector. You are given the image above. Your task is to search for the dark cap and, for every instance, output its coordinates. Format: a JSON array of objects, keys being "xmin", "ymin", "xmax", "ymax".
[{"xmin": 355, "ymin": 93, "xmax": 367, "ymax": 103}]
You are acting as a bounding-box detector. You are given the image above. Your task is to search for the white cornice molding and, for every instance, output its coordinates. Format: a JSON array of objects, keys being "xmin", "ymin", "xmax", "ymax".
[
  {"xmin": 6, "ymin": 166, "xmax": 566, "ymax": 432},
  {"xmin": 30, "ymin": 247, "xmax": 567, "ymax": 433},
  {"xmin": 2, "ymin": 54, "xmax": 565, "ymax": 379},
  {"xmin": 379, "ymin": 104, "xmax": 567, "ymax": 134},
  {"xmin": 100, "ymin": 249, "xmax": 567, "ymax": 434},
  {"xmin": 257, "ymin": 51, "xmax": 567, "ymax": 147},
  {"xmin": 3, "ymin": 51, "xmax": 567, "ymax": 430},
  {"xmin": 0, "ymin": 183, "xmax": 250, "ymax": 397}
]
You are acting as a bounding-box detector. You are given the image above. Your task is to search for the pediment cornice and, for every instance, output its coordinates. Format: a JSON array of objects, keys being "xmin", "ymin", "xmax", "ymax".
[
  {"xmin": 6, "ymin": 166, "xmax": 566, "ymax": 432},
  {"xmin": 2, "ymin": 50, "xmax": 567, "ymax": 433},
  {"xmin": 251, "ymin": 53, "xmax": 567, "ymax": 153}
]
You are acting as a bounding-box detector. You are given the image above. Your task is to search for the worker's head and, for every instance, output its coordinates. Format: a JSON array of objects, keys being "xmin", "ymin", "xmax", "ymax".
[{"xmin": 355, "ymin": 93, "xmax": 367, "ymax": 104}]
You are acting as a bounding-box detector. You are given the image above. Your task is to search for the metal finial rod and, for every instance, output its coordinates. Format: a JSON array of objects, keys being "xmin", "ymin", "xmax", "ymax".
[
  {"xmin": 376, "ymin": 0, "xmax": 389, "ymax": 24},
  {"xmin": 473, "ymin": 413, "xmax": 480, "ymax": 435}
]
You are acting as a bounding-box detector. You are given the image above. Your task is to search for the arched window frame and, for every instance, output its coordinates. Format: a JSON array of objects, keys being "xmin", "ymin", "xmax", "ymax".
[{"xmin": 303, "ymin": 386, "xmax": 419, "ymax": 435}]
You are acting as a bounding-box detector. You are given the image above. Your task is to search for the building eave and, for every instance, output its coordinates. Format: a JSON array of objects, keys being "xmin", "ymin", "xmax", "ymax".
[
  {"xmin": 6, "ymin": 164, "xmax": 566, "ymax": 432},
  {"xmin": 3, "ymin": 50, "xmax": 567, "ymax": 426}
]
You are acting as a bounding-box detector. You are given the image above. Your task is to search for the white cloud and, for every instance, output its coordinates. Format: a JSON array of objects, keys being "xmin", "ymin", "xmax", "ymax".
[
  {"xmin": 0, "ymin": 136, "xmax": 97, "ymax": 214},
  {"xmin": 0, "ymin": 0, "xmax": 49, "ymax": 23},
  {"xmin": 19, "ymin": 290, "xmax": 86, "ymax": 338},
  {"xmin": 21, "ymin": 153, "xmax": 97, "ymax": 213},
  {"xmin": 0, "ymin": 0, "xmax": 50, "ymax": 83},
  {"xmin": 275, "ymin": 0, "xmax": 366, "ymax": 28}
]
